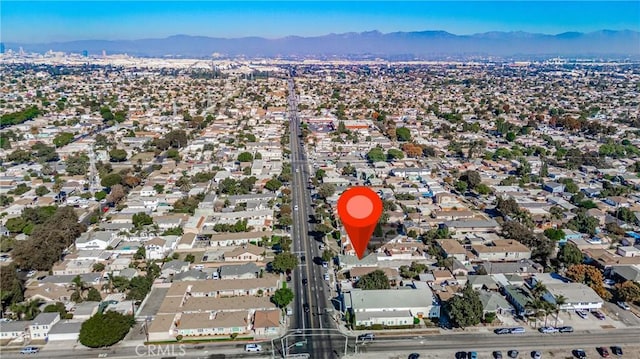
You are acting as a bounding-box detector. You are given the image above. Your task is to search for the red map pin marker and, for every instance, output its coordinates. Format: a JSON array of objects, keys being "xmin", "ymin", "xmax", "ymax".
[{"xmin": 337, "ymin": 186, "xmax": 383, "ymax": 260}]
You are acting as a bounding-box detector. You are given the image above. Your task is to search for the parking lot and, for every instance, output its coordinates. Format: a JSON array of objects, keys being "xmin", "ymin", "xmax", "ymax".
[{"xmin": 496, "ymin": 305, "xmax": 640, "ymax": 332}]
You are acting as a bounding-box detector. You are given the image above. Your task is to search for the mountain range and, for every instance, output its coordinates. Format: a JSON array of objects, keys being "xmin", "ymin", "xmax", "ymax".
[{"xmin": 4, "ymin": 30, "xmax": 640, "ymax": 59}]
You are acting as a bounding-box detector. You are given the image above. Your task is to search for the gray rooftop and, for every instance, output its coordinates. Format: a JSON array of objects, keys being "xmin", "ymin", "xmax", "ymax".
[
  {"xmin": 219, "ymin": 262, "xmax": 260, "ymax": 278},
  {"xmin": 48, "ymin": 321, "xmax": 82, "ymax": 335},
  {"xmin": 0, "ymin": 320, "xmax": 31, "ymax": 333}
]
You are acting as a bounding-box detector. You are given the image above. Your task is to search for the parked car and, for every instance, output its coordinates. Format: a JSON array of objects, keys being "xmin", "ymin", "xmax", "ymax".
[
  {"xmin": 604, "ymin": 279, "xmax": 615, "ymax": 286},
  {"xmin": 508, "ymin": 350, "xmax": 519, "ymax": 358},
  {"xmin": 494, "ymin": 328, "xmax": 511, "ymax": 335},
  {"xmin": 244, "ymin": 344, "xmax": 262, "ymax": 352},
  {"xmin": 20, "ymin": 347, "xmax": 39, "ymax": 354},
  {"xmin": 455, "ymin": 352, "xmax": 468, "ymax": 359},
  {"xmin": 597, "ymin": 347, "xmax": 610, "ymax": 358},
  {"xmin": 592, "ymin": 311, "xmax": 606, "ymax": 320},
  {"xmin": 572, "ymin": 349, "xmax": 587, "ymax": 359},
  {"xmin": 616, "ymin": 301, "xmax": 630, "ymax": 310},
  {"xmin": 532, "ymin": 351, "xmax": 542, "ymax": 359},
  {"xmin": 576, "ymin": 310, "xmax": 588, "ymax": 319},
  {"xmin": 610, "ymin": 346, "xmax": 623, "ymax": 356},
  {"xmin": 558, "ymin": 326, "xmax": 574, "ymax": 333},
  {"xmin": 509, "ymin": 327, "xmax": 525, "ymax": 334},
  {"xmin": 408, "ymin": 354, "xmax": 420, "ymax": 359},
  {"xmin": 468, "ymin": 352, "xmax": 478, "ymax": 359},
  {"xmin": 493, "ymin": 351, "xmax": 503, "ymax": 359},
  {"xmin": 539, "ymin": 326, "xmax": 558, "ymax": 334},
  {"xmin": 357, "ymin": 333, "xmax": 375, "ymax": 341}
]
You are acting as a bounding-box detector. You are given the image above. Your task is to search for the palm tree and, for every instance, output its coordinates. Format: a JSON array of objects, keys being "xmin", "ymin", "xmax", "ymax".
[
  {"xmin": 525, "ymin": 299, "xmax": 546, "ymax": 328},
  {"xmin": 71, "ymin": 275, "xmax": 88, "ymax": 303},
  {"xmin": 553, "ymin": 295, "xmax": 567, "ymax": 327},
  {"xmin": 531, "ymin": 282, "xmax": 548, "ymax": 299},
  {"xmin": 10, "ymin": 299, "xmax": 43, "ymax": 320}
]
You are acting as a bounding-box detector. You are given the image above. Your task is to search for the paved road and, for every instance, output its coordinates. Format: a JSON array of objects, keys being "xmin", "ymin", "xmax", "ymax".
[
  {"xmin": 4, "ymin": 327, "xmax": 640, "ymax": 358},
  {"xmin": 357, "ymin": 327, "xmax": 640, "ymax": 355},
  {"xmin": 283, "ymin": 73, "xmax": 349, "ymax": 359}
]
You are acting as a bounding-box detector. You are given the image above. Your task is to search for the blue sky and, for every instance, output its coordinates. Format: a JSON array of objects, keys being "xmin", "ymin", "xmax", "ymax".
[{"xmin": 2, "ymin": 1, "xmax": 639, "ymax": 43}]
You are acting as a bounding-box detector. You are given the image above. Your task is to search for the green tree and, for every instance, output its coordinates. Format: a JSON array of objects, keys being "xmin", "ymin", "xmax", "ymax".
[
  {"xmin": 272, "ymin": 252, "xmax": 298, "ymax": 273},
  {"xmin": 543, "ymin": 228, "xmax": 565, "ymax": 241},
  {"xmin": 265, "ymin": 178, "xmax": 283, "ymax": 192},
  {"xmin": 506, "ymin": 132, "xmax": 516, "ymax": 142},
  {"xmin": 53, "ymin": 132, "xmax": 75, "ymax": 148},
  {"xmin": 185, "ymin": 254, "xmax": 195, "ymax": 263},
  {"xmin": 65, "ymin": 153, "xmax": 90, "ymax": 175},
  {"xmin": 461, "ymin": 170, "xmax": 482, "ymax": 189},
  {"xmin": 321, "ymin": 249, "xmax": 335, "ymax": 262},
  {"xmin": 109, "ymin": 149, "xmax": 128, "ymax": 162},
  {"xmin": 79, "ymin": 311, "xmax": 135, "ymax": 348},
  {"xmin": 271, "ymin": 287, "xmax": 294, "ymax": 308},
  {"xmin": 132, "ymin": 212, "xmax": 153, "ymax": 229},
  {"xmin": 447, "ymin": 284, "xmax": 483, "ymax": 328},
  {"xmin": 92, "ymin": 263, "xmax": 105, "ymax": 272},
  {"xmin": 396, "ymin": 127, "xmax": 411, "ymax": 141},
  {"xmin": 454, "ymin": 180, "xmax": 468, "ymax": 192},
  {"xmin": 35, "ymin": 185, "xmax": 50, "ymax": 197},
  {"xmin": 237, "ymin": 152, "xmax": 254, "ymax": 162},
  {"xmin": 101, "ymin": 173, "xmax": 122, "ymax": 188},
  {"xmin": 387, "ymin": 149, "xmax": 404, "ymax": 161},
  {"xmin": 366, "ymin": 147, "xmax": 386, "ymax": 162},
  {"xmin": 317, "ymin": 183, "xmax": 336, "ymax": 199},
  {"xmin": 86, "ymin": 287, "xmax": 102, "ymax": 302},
  {"xmin": 558, "ymin": 243, "xmax": 585, "ymax": 267},
  {"xmin": 133, "ymin": 246, "xmax": 146, "ymax": 260},
  {"xmin": 356, "ymin": 270, "xmax": 390, "ymax": 290}
]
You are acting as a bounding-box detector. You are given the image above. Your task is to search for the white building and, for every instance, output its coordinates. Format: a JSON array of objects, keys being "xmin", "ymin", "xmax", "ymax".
[{"xmin": 29, "ymin": 312, "xmax": 60, "ymax": 341}]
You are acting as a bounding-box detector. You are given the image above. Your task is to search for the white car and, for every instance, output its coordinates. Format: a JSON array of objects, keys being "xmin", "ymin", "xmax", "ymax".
[
  {"xmin": 538, "ymin": 326, "xmax": 558, "ymax": 334},
  {"xmin": 294, "ymin": 205, "xmax": 299, "ymax": 211},
  {"xmin": 245, "ymin": 344, "xmax": 262, "ymax": 352}
]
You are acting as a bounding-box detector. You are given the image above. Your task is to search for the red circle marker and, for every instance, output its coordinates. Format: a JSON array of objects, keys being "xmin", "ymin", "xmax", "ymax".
[{"xmin": 337, "ymin": 186, "xmax": 383, "ymax": 260}]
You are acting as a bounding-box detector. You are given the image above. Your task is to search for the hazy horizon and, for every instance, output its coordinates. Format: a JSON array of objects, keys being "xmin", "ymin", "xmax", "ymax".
[{"xmin": 2, "ymin": 1, "xmax": 639, "ymax": 43}]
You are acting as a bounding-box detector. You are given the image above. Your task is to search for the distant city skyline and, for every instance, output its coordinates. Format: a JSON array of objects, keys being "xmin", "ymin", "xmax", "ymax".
[{"xmin": 1, "ymin": 1, "xmax": 639, "ymax": 43}]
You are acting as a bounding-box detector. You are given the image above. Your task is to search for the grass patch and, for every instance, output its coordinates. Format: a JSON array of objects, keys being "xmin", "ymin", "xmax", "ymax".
[{"xmin": 130, "ymin": 152, "xmax": 156, "ymax": 162}]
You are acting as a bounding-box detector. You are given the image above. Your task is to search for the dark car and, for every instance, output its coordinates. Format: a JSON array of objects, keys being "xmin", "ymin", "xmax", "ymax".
[
  {"xmin": 300, "ymin": 255, "xmax": 306, "ymax": 263},
  {"xmin": 408, "ymin": 354, "xmax": 420, "ymax": 359},
  {"xmin": 572, "ymin": 349, "xmax": 586, "ymax": 359},
  {"xmin": 455, "ymin": 352, "xmax": 468, "ymax": 359},
  {"xmin": 286, "ymin": 275, "xmax": 291, "ymax": 282},
  {"xmin": 303, "ymin": 303, "xmax": 309, "ymax": 313},
  {"xmin": 558, "ymin": 326, "xmax": 574, "ymax": 333},
  {"xmin": 508, "ymin": 350, "xmax": 519, "ymax": 358},
  {"xmin": 493, "ymin": 351, "xmax": 503, "ymax": 359},
  {"xmin": 494, "ymin": 328, "xmax": 511, "ymax": 335},
  {"xmin": 610, "ymin": 346, "xmax": 623, "ymax": 356},
  {"xmin": 597, "ymin": 347, "xmax": 610, "ymax": 358},
  {"xmin": 302, "ymin": 278, "xmax": 308, "ymax": 285}
]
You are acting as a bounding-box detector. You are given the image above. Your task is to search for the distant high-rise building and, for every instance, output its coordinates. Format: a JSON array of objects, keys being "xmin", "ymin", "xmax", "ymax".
[
  {"xmin": 0, "ymin": 43, "xmax": 5, "ymax": 54},
  {"xmin": 19, "ymin": 46, "xmax": 25, "ymax": 56},
  {"xmin": 102, "ymin": 49, "xmax": 106, "ymax": 57},
  {"xmin": 82, "ymin": 50, "xmax": 88, "ymax": 57}
]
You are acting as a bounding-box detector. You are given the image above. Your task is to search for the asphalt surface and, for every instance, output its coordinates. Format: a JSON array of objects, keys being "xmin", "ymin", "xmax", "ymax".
[
  {"xmin": 4, "ymin": 327, "xmax": 640, "ymax": 358},
  {"xmin": 282, "ymin": 75, "xmax": 350, "ymax": 359},
  {"xmin": 356, "ymin": 327, "xmax": 640, "ymax": 355}
]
